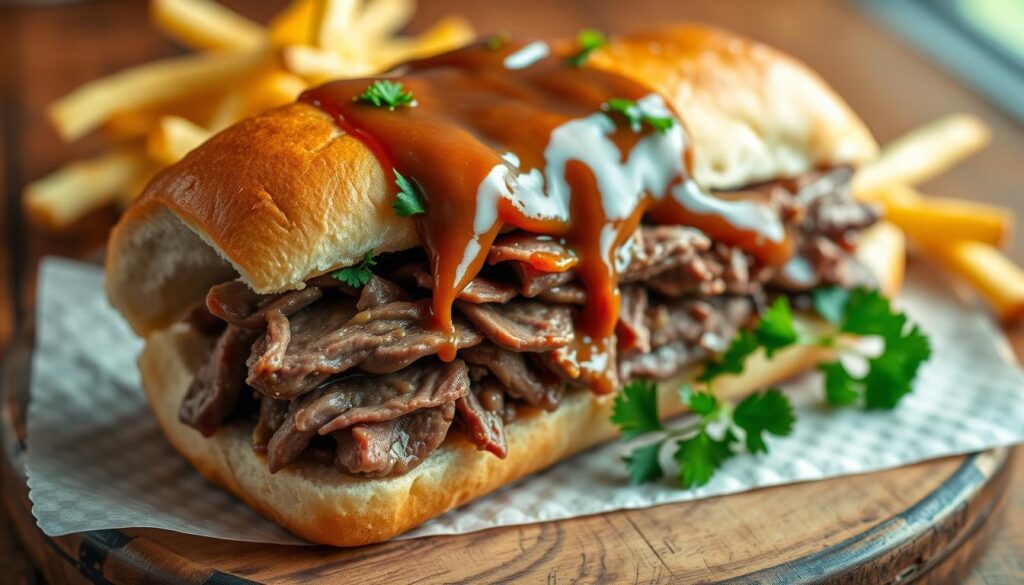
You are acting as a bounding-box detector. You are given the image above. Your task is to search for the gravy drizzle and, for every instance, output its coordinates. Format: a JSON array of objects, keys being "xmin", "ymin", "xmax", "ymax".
[{"xmin": 301, "ymin": 38, "xmax": 790, "ymax": 393}]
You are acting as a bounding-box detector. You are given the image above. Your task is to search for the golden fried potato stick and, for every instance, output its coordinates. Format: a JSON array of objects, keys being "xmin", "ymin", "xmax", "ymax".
[
  {"xmin": 25, "ymin": 149, "xmax": 148, "ymax": 229},
  {"xmin": 878, "ymin": 185, "xmax": 1013, "ymax": 249},
  {"xmin": 147, "ymin": 116, "xmax": 212, "ymax": 165},
  {"xmin": 853, "ymin": 114, "xmax": 991, "ymax": 199},
  {"xmin": 49, "ymin": 49, "xmax": 268, "ymax": 141},
  {"xmin": 924, "ymin": 240, "xmax": 1024, "ymax": 322},
  {"xmin": 151, "ymin": 0, "xmax": 266, "ymax": 52},
  {"xmin": 269, "ymin": 0, "xmax": 317, "ymax": 46}
]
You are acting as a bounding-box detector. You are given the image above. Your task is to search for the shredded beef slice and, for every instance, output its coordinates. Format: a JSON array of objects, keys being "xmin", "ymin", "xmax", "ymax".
[
  {"xmin": 206, "ymin": 280, "xmax": 324, "ymax": 329},
  {"xmin": 180, "ymin": 325, "xmax": 258, "ymax": 436},
  {"xmin": 489, "ymin": 232, "xmax": 578, "ymax": 271},
  {"xmin": 411, "ymin": 269, "xmax": 518, "ymax": 304},
  {"xmin": 618, "ymin": 297, "xmax": 755, "ymax": 380},
  {"xmin": 265, "ymin": 360, "xmax": 469, "ymax": 472},
  {"xmin": 252, "ymin": 395, "xmax": 289, "ymax": 452},
  {"xmin": 617, "ymin": 285, "xmax": 650, "ymax": 354},
  {"xmin": 456, "ymin": 378, "xmax": 508, "ymax": 457},
  {"xmin": 461, "ymin": 343, "xmax": 563, "ymax": 410},
  {"xmin": 294, "ymin": 359, "xmax": 470, "ymax": 435},
  {"xmin": 247, "ymin": 298, "xmax": 482, "ymax": 399},
  {"xmin": 456, "ymin": 300, "xmax": 574, "ymax": 352},
  {"xmin": 356, "ymin": 276, "xmax": 410, "ymax": 310},
  {"xmin": 333, "ymin": 402, "xmax": 456, "ymax": 477}
]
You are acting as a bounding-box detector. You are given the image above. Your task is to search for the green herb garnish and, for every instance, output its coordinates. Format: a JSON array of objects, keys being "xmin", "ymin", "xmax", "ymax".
[
  {"xmin": 604, "ymin": 98, "xmax": 675, "ymax": 134},
  {"xmin": 612, "ymin": 288, "xmax": 930, "ymax": 489},
  {"xmin": 331, "ymin": 250, "xmax": 377, "ymax": 288},
  {"xmin": 813, "ymin": 287, "xmax": 931, "ymax": 409},
  {"xmin": 355, "ymin": 80, "xmax": 416, "ymax": 110},
  {"xmin": 392, "ymin": 169, "xmax": 425, "ymax": 216},
  {"xmin": 565, "ymin": 28, "xmax": 606, "ymax": 67}
]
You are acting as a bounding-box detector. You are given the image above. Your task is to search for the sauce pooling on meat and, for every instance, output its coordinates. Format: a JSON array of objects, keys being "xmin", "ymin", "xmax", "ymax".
[{"xmin": 300, "ymin": 39, "xmax": 791, "ymax": 393}]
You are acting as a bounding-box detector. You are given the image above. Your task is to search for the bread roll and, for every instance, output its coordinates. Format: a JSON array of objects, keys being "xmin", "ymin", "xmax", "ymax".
[
  {"xmin": 106, "ymin": 24, "xmax": 878, "ymax": 336},
  {"xmin": 105, "ymin": 23, "xmax": 899, "ymax": 547}
]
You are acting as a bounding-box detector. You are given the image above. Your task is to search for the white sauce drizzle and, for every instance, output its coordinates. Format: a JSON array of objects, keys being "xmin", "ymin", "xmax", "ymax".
[
  {"xmin": 459, "ymin": 93, "xmax": 788, "ymax": 283},
  {"xmin": 503, "ymin": 41, "xmax": 550, "ymax": 70}
]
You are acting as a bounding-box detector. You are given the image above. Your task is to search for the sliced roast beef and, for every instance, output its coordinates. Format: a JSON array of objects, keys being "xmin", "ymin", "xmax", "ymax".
[
  {"xmin": 456, "ymin": 300, "xmax": 573, "ymax": 352},
  {"xmin": 247, "ymin": 298, "xmax": 482, "ymax": 399},
  {"xmin": 293, "ymin": 359, "xmax": 470, "ymax": 435},
  {"xmin": 411, "ymin": 269, "xmax": 518, "ymax": 304},
  {"xmin": 619, "ymin": 297, "xmax": 754, "ymax": 380},
  {"xmin": 489, "ymin": 232, "xmax": 578, "ymax": 272},
  {"xmin": 206, "ymin": 280, "xmax": 324, "ymax": 329},
  {"xmin": 333, "ymin": 402, "xmax": 456, "ymax": 477},
  {"xmin": 536, "ymin": 283, "xmax": 586, "ymax": 305},
  {"xmin": 356, "ymin": 276, "xmax": 410, "ymax": 311},
  {"xmin": 617, "ymin": 285, "xmax": 650, "ymax": 354},
  {"xmin": 252, "ymin": 395, "xmax": 289, "ymax": 452},
  {"xmin": 179, "ymin": 325, "xmax": 258, "ymax": 436},
  {"xmin": 620, "ymin": 225, "xmax": 711, "ymax": 283},
  {"xmin": 461, "ymin": 343, "xmax": 562, "ymax": 410},
  {"xmin": 265, "ymin": 361, "xmax": 468, "ymax": 471},
  {"xmin": 512, "ymin": 263, "xmax": 577, "ymax": 297},
  {"xmin": 456, "ymin": 379, "xmax": 508, "ymax": 457}
]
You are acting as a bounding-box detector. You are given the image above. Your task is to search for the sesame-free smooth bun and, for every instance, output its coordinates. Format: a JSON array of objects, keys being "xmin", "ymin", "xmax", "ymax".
[
  {"xmin": 139, "ymin": 223, "xmax": 902, "ymax": 547},
  {"xmin": 106, "ymin": 23, "xmax": 878, "ymax": 336}
]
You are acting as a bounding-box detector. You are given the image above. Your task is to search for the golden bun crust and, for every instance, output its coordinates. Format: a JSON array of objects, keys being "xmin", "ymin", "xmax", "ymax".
[
  {"xmin": 140, "ymin": 224, "xmax": 902, "ymax": 547},
  {"xmin": 589, "ymin": 25, "xmax": 878, "ymax": 190},
  {"xmin": 107, "ymin": 24, "xmax": 879, "ymax": 335}
]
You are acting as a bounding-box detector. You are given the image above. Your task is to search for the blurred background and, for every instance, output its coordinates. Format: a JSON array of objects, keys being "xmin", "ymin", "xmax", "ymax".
[{"xmin": 1, "ymin": 0, "xmax": 1022, "ymax": 581}]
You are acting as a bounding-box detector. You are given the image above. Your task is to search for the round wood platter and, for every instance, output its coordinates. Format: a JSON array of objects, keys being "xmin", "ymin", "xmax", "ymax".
[{"xmin": 0, "ymin": 327, "xmax": 1012, "ymax": 584}]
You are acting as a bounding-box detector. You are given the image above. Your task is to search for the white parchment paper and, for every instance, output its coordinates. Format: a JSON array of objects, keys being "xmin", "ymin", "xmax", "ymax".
[{"xmin": 25, "ymin": 257, "xmax": 1024, "ymax": 545}]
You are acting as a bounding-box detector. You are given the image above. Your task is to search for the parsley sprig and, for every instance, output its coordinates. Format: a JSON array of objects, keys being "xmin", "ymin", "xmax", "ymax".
[
  {"xmin": 355, "ymin": 80, "xmax": 416, "ymax": 110},
  {"xmin": 612, "ymin": 381, "xmax": 794, "ymax": 488},
  {"xmin": 604, "ymin": 98, "xmax": 675, "ymax": 134},
  {"xmin": 813, "ymin": 288, "xmax": 931, "ymax": 409},
  {"xmin": 392, "ymin": 169, "xmax": 425, "ymax": 216},
  {"xmin": 331, "ymin": 250, "xmax": 377, "ymax": 288},
  {"xmin": 612, "ymin": 288, "xmax": 930, "ymax": 488},
  {"xmin": 565, "ymin": 29, "xmax": 606, "ymax": 67}
]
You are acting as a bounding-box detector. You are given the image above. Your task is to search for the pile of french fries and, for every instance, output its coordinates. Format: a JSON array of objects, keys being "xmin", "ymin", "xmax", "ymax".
[
  {"xmin": 25, "ymin": 0, "xmax": 473, "ymax": 228},
  {"xmin": 852, "ymin": 114, "xmax": 1023, "ymax": 321},
  {"xmin": 25, "ymin": 3, "xmax": 1023, "ymax": 321}
]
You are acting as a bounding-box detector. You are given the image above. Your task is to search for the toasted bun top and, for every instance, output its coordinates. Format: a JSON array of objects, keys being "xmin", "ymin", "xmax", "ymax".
[{"xmin": 106, "ymin": 24, "xmax": 878, "ymax": 335}]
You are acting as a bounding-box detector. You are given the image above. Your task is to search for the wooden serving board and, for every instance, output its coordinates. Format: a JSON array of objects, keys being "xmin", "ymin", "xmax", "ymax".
[{"xmin": 0, "ymin": 327, "xmax": 1013, "ymax": 584}]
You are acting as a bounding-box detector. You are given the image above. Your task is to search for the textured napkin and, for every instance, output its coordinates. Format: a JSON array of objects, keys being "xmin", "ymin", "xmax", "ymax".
[{"xmin": 25, "ymin": 257, "xmax": 1024, "ymax": 545}]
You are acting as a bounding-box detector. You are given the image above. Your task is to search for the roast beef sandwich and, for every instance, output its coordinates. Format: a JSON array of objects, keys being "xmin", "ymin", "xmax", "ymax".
[{"xmin": 104, "ymin": 24, "xmax": 904, "ymax": 546}]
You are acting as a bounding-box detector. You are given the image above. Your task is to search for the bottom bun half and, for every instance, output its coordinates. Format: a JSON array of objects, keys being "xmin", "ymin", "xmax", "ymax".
[{"xmin": 139, "ymin": 223, "xmax": 904, "ymax": 547}]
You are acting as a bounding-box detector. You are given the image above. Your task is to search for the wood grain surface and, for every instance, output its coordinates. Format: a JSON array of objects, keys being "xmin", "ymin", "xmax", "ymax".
[{"xmin": 1, "ymin": 0, "xmax": 1022, "ymax": 583}]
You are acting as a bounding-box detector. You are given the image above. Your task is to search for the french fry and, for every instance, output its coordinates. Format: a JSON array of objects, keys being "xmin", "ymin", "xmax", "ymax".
[
  {"xmin": 373, "ymin": 16, "xmax": 475, "ymax": 68},
  {"xmin": 356, "ymin": 0, "xmax": 415, "ymax": 43},
  {"xmin": 281, "ymin": 44, "xmax": 377, "ymax": 82},
  {"xmin": 146, "ymin": 116, "xmax": 212, "ymax": 165},
  {"xmin": 269, "ymin": 0, "xmax": 317, "ymax": 46},
  {"xmin": 244, "ymin": 70, "xmax": 308, "ymax": 114},
  {"xmin": 853, "ymin": 114, "xmax": 991, "ymax": 199},
  {"xmin": 877, "ymin": 184, "xmax": 1013, "ymax": 248},
  {"xmin": 24, "ymin": 149, "xmax": 147, "ymax": 229},
  {"xmin": 49, "ymin": 49, "xmax": 267, "ymax": 141},
  {"xmin": 924, "ymin": 240, "xmax": 1024, "ymax": 322},
  {"xmin": 206, "ymin": 89, "xmax": 247, "ymax": 132},
  {"xmin": 315, "ymin": 0, "xmax": 359, "ymax": 52},
  {"xmin": 151, "ymin": 0, "xmax": 266, "ymax": 52}
]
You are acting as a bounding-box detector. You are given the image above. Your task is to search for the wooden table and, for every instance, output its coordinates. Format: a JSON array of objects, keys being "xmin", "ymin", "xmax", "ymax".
[{"xmin": 1, "ymin": 0, "xmax": 1022, "ymax": 582}]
